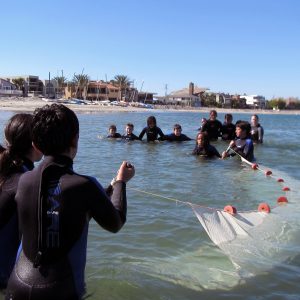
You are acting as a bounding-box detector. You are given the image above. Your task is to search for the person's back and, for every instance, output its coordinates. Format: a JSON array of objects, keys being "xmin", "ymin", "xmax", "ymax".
[
  {"xmin": 0, "ymin": 114, "xmax": 42, "ymax": 289},
  {"xmin": 6, "ymin": 104, "xmax": 134, "ymax": 300}
]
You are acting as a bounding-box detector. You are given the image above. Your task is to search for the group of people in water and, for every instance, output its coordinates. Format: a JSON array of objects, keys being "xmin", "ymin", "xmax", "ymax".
[
  {"xmin": 106, "ymin": 109, "xmax": 264, "ymax": 162},
  {"xmin": 0, "ymin": 105, "xmax": 264, "ymax": 299}
]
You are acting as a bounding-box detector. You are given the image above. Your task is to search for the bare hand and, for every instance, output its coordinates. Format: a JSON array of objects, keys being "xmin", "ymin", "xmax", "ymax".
[{"xmin": 116, "ymin": 161, "xmax": 135, "ymax": 183}]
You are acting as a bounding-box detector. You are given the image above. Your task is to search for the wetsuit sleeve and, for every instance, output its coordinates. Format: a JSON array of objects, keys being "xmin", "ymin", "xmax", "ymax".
[
  {"xmin": 182, "ymin": 134, "xmax": 192, "ymax": 141},
  {"xmin": 212, "ymin": 146, "xmax": 221, "ymax": 158},
  {"xmin": 157, "ymin": 127, "xmax": 165, "ymax": 140},
  {"xmin": 138, "ymin": 128, "xmax": 146, "ymax": 140},
  {"xmin": 88, "ymin": 179, "xmax": 126, "ymax": 233},
  {"xmin": 258, "ymin": 127, "xmax": 264, "ymax": 143},
  {"xmin": 243, "ymin": 140, "xmax": 254, "ymax": 160}
]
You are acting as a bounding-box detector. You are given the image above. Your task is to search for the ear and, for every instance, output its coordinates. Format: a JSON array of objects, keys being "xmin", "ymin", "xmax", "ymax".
[{"xmin": 32, "ymin": 142, "xmax": 42, "ymax": 153}]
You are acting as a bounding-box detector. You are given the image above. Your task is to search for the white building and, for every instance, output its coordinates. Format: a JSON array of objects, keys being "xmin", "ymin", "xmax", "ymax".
[
  {"xmin": 0, "ymin": 78, "xmax": 22, "ymax": 96},
  {"xmin": 241, "ymin": 95, "xmax": 266, "ymax": 108}
]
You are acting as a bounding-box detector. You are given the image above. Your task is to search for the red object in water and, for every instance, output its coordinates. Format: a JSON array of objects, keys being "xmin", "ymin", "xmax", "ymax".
[
  {"xmin": 258, "ymin": 203, "xmax": 271, "ymax": 213},
  {"xmin": 251, "ymin": 163, "xmax": 259, "ymax": 170},
  {"xmin": 223, "ymin": 205, "xmax": 237, "ymax": 215},
  {"xmin": 277, "ymin": 178, "xmax": 284, "ymax": 182},
  {"xmin": 265, "ymin": 170, "xmax": 272, "ymax": 176},
  {"xmin": 277, "ymin": 196, "xmax": 288, "ymax": 204},
  {"xmin": 282, "ymin": 186, "xmax": 290, "ymax": 191}
]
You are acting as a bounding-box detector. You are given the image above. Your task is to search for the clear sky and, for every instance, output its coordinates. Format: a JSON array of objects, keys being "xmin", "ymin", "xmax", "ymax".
[{"xmin": 1, "ymin": 0, "xmax": 299, "ymax": 99}]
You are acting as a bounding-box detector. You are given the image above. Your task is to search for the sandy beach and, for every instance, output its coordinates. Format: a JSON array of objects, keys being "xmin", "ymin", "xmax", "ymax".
[{"xmin": 0, "ymin": 96, "xmax": 299, "ymax": 115}]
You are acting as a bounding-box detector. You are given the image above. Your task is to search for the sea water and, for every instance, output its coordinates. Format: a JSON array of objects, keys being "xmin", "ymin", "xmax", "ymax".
[{"xmin": 0, "ymin": 110, "xmax": 299, "ymax": 300}]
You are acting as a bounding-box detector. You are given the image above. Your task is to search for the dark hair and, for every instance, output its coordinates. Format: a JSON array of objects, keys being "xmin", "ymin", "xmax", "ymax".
[
  {"xmin": 210, "ymin": 110, "xmax": 217, "ymax": 116},
  {"xmin": 109, "ymin": 124, "xmax": 117, "ymax": 131},
  {"xmin": 147, "ymin": 116, "xmax": 157, "ymax": 127},
  {"xmin": 0, "ymin": 113, "xmax": 33, "ymax": 186},
  {"xmin": 196, "ymin": 132, "xmax": 210, "ymax": 147},
  {"xmin": 225, "ymin": 114, "xmax": 233, "ymax": 121},
  {"xmin": 173, "ymin": 123, "xmax": 182, "ymax": 130},
  {"xmin": 126, "ymin": 123, "xmax": 134, "ymax": 129},
  {"xmin": 32, "ymin": 104, "xmax": 79, "ymax": 155},
  {"xmin": 236, "ymin": 121, "xmax": 251, "ymax": 137}
]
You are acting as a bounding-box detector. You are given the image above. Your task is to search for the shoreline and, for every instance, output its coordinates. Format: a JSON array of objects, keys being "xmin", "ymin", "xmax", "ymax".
[{"xmin": 0, "ymin": 97, "xmax": 299, "ymax": 115}]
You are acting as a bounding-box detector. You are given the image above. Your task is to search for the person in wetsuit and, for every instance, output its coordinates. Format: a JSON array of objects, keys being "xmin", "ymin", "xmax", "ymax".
[
  {"xmin": 221, "ymin": 114, "xmax": 236, "ymax": 141},
  {"xmin": 122, "ymin": 123, "xmax": 139, "ymax": 141},
  {"xmin": 222, "ymin": 121, "xmax": 254, "ymax": 162},
  {"xmin": 163, "ymin": 124, "xmax": 192, "ymax": 142},
  {"xmin": 107, "ymin": 124, "xmax": 122, "ymax": 138},
  {"xmin": 0, "ymin": 114, "xmax": 42, "ymax": 289},
  {"xmin": 250, "ymin": 114, "xmax": 264, "ymax": 143},
  {"xmin": 192, "ymin": 132, "xmax": 221, "ymax": 158},
  {"xmin": 138, "ymin": 116, "xmax": 164, "ymax": 142},
  {"xmin": 6, "ymin": 104, "xmax": 135, "ymax": 300},
  {"xmin": 201, "ymin": 110, "xmax": 222, "ymax": 141}
]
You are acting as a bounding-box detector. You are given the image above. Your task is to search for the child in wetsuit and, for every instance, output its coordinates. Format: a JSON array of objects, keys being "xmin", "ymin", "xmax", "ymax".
[
  {"xmin": 164, "ymin": 124, "xmax": 192, "ymax": 142},
  {"xmin": 192, "ymin": 132, "xmax": 221, "ymax": 158},
  {"xmin": 250, "ymin": 114, "xmax": 264, "ymax": 143},
  {"xmin": 222, "ymin": 121, "xmax": 254, "ymax": 162},
  {"xmin": 221, "ymin": 114, "xmax": 236, "ymax": 141},
  {"xmin": 107, "ymin": 124, "xmax": 122, "ymax": 138},
  {"xmin": 138, "ymin": 116, "xmax": 165, "ymax": 142},
  {"xmin": 122, "ymin": 123, "xmax": 139, "ymax": 141}
]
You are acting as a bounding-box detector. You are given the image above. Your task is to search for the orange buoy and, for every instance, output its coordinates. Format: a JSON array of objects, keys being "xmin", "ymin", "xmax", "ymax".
[
  {"xmin": 265, "ymin": 170, "xmax": 272, "ymax": 176},
  {"xmin": 251, "ymin": 163, "xmax": 259, "ymax": 170},
  {"xmin": 224, "ymin": 205, "xmax": 237, "ymax": 215},
  {"xmin": 277, "ymin": 178, "xmax": 284, "ymax": 183},
  {"xmin": 258, "ymin": 203, "xmax": 271, "ymax": 213},
  {"xmin": 282, "ymin": 186, "xmax": 290, "ymax": 191},
  {"xmin": 277, "ymin": 196, "xmax": 288, "ymax": 204}
]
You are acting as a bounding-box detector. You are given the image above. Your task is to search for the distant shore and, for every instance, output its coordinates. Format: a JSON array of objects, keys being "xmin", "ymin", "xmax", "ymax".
[{"xmin": 0, "ymin": 96, "xmax": 299, "ymax": 115}]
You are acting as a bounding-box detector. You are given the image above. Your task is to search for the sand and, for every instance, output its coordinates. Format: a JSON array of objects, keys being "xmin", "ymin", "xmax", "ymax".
[{"xmin": 0, "ymin": 96, "xmax": 299, "ymax": 115}]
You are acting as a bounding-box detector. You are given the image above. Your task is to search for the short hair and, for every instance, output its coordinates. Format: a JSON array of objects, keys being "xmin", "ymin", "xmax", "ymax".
[
  {"xmin": 109, "ymin": 124, "xmax": 117, "ymax": 131},
  {"xmin": 126, "ymin": 123, "xmax": 134, "ymax": 129},
  {"xmin": 32, "ymin": 104, "xmax": 79, "ymax": 155},
  {"xmin": 225, "ymin": 113, "xmax": 233, "ymax": 121},
  {"xmin": 147, "ymin": 116, "xmax": 157, "ymax": 126},
  {"xmin": 210, "ymin": 110, "xmax": 217, "ymax": 116},
  {"xmin": 173, "ymin": 124, "xmax": 182, "ymax": 130},
  {"xmin": 236, "ymin": 121, "xmax": 251, "ymax": 136}
]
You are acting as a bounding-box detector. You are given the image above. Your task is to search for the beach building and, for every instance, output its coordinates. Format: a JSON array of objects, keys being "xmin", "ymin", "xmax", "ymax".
[
  {"xmin": 41, "ymin": 79, "xmax": 59, "ymax": 99},
  {"xmin": 164, "ymin": 82, "xmax": 207, "ymax": 107},
  {"xmin": 0, "ymin": 78, "xmax": 22, "ymax": 97},
  {"xmin": 5, "ymin": 75, "xmax": 44, "ymax": 97},
  {"xmin": 241, "ymin": 95, "xmax": 266, "ymax": 108}
]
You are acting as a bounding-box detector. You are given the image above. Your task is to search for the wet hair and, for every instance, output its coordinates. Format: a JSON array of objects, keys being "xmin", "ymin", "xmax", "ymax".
[
  {"xmin": 210, "ymin": 110, "xmax": 217, "ymax": 117},
  {"xmin": 32, "ymin": 104, "xmax": 79, "ymax": 155},
  {"xmin": 109, "ymin": 124, "xmax": 117, "ymax": 131},
  {"xmin": 252, "ymin": 114, "xmax": 259, "ymax": 120},
  {"xmin": 236, "ymin": 121, "xmax": 251, "ymax": 137},
  {"xmin": 147, "ymin": 116, "xmax": 157, "ymax": 127},
  {"xmin": 196, "ymin": 132, "xmax": 210, "ymax": 147},
  {"xmin": 126, "ymin": 123, "xmax": 134, "ymax": 129},
  {"xmin": 224, "ymin": 114, "xmax": 233, "ymax": 121},
  {"xmin": 173, "ymin": 124, "xmax": 182, "ymax": 130},
  {"xmin": 0, "ymin": 113, "xmax": 33, "ymax": 186}
]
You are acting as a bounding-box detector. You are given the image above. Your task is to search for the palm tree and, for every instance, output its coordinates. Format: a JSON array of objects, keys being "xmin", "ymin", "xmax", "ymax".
[
  {"xmin": 53, "ymin": 76, "xmax": 68, "ymax": 96},
  {"xmin": 72, "ymin": 74, "xmax": 89, "ymax": 99},
  {"xmin": 113, "ymin": 75, "xmax": 132, "ymax": 101}
]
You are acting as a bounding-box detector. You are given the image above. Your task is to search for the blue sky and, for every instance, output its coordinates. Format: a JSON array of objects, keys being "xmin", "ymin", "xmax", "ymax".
[{"xmin": 0, "ymin": 0, "xmax": 299, "ymax": 99}]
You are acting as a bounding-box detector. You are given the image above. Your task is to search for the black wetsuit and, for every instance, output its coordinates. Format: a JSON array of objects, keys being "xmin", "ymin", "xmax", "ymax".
[
  {"xmin": 107, "ymin": 133, "xmax": 122, "ymax": 138},
  {"xmin": 221, "ymin": 123, "xmax": 236, "ymax": 141},
  {"xmin": 164, "ymin": 133, "xmax": 192, "ymax": 142},
  {"xmin": 201, "ymin": 120, "xmax": 222, "ymax": 140},
  {"xmin": 192, "ymin": 145, "xmax": 221, "ymax": 158},
  {"xmin": 251, "ymin": 124, "xmax": 264, "ymax": 143},
  {"xmin": 139, "ymin": 126, "xmax": 164, "ymax": 142},
  {"xmin": 0, "ymin": 159, "xmax": 34, "ymax": 289},
  {"xmin": 6, "ymin": 155, "xmax": 127, "ymax": 300},
  {"xmin": 231, "ymin": 138, "xmax": 254, "ymax": 162},
  {"xmin": 122, "ymin": 133, "xmax": 140, "ymax": 141}
]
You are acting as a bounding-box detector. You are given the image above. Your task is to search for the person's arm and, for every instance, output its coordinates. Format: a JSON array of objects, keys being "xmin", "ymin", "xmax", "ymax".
[
  {"xmin": 221, "ymin": 140, "xmax": 235, "ymax": 159},
  {"xmin": 157, "ymin": 127, "xmax": 165, "ymax": 140},
  {"xmin": 258, "ymin": 126, "xmax": 264, "ymax": 143},
  {"xmin": 138, "ymin": 128, "xmax": 146, "ymax": 140},
  {"xmin": 212, "ymin": 145, "xmax": 221, "ymax": 158},
  {"xmin": 182, "ymin": 134, "xmax": 192, "ymax": 141},
  {"xmin": 242, "ymin": 140, "xmax": 254, "ymax": 161}
]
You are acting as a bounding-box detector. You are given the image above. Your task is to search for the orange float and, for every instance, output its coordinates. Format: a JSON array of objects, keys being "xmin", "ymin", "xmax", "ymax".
[
  {"xmin": 224, "ymin": 205, "xmax": 237, "ymax": 215},
  {"xmin": 251, "ymin": 163, "xmax": 259, "ymax": 170},
  {"xmin": 258, "ymin": 203, "xmax": 271, "ymax": 213},
  {"xmin": 282, "ymin": 186, "xmax": 290, "ymax": 191}
]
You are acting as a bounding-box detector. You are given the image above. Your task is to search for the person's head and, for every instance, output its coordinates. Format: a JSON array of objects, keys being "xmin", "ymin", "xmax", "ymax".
[
  {"xmin": 173, "ymin": 124, "xmax": 182, "ymax": 136},
  {"xmin": 235, "ymin": 121, "xmax": 251, "ymax": 139},
  {"xmin": 201, "ymin": 117, "xmax": 207, "ymax": 125},
  {"xmin": 224, "ymin": 114, "xmax": 233, "ymax": 124},
  {"xmin": 196, "ymin": 132, "xmax": 209, "ymax": 147},
  {"xmin": 209, "ymin": 110, "xmax": 217, "ymax": 121},
  {"xmin": 147, "ymin": 116, "xmax": 157, "ymax": 128},
  {"xmin": 109, "ymin": 124, "xmax": 117, "ymax": 135},
  {"xmin": 32, "ymin": 104, "xmax": 79, "ymax": 158},
  {"xmin": 126, "ymin": 123, "xmax": 134, "ymax": 135},
  {"xmin": 0, "ymin": 113, "xmax": 41, "ymax": 186},
  {"xmin": 251, "ymin": 114, "xmax": 259, "ymax": 126}
]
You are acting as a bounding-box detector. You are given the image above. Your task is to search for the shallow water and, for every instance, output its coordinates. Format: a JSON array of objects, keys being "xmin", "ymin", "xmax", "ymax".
[{"xmin": 1, "ymin": 110, "xmax": 300, "ymax": 299}]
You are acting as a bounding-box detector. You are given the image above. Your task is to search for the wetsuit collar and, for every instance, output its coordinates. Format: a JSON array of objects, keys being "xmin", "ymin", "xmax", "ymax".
[{"xmin": 43, "ymin": 155, "xmax": 74, "ymax": 170}]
